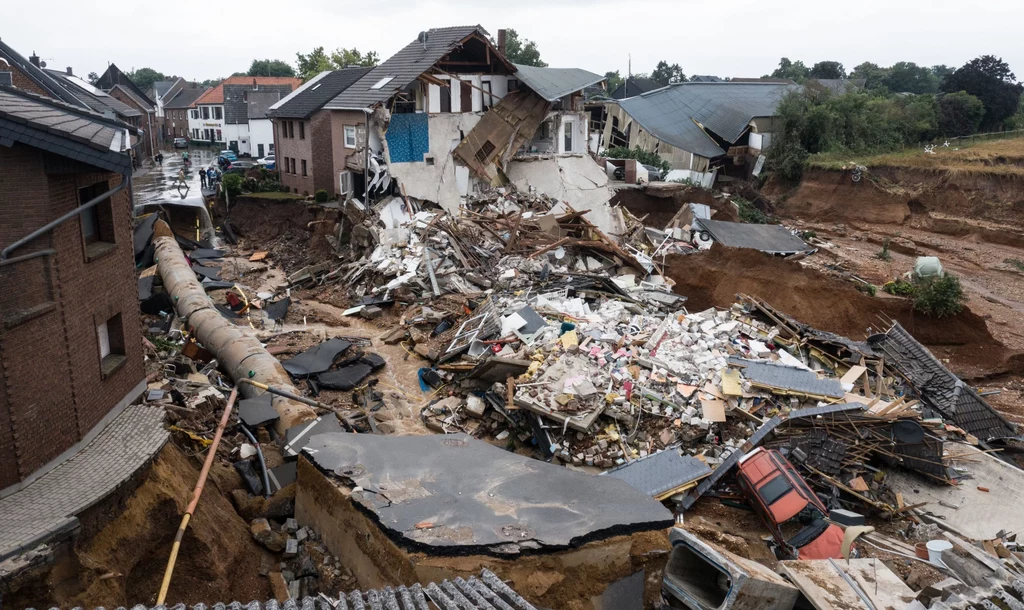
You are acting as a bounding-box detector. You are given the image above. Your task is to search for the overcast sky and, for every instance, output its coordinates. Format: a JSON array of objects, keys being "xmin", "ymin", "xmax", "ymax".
[{"xmin": 5, "ymin": 0, "xmax": 1023, "ymax": 83}]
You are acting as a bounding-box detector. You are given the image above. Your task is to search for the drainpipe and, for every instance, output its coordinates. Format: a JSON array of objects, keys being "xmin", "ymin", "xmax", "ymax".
[{"xmin": 0, "ymin": 173, "xmax": 130, "ymax": 261}]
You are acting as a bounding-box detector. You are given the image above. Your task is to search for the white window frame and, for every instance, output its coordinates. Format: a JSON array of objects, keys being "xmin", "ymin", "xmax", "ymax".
[
  {"xmin": 339, "ymin": 171, "xmax": 353, "ymax": 199},
  {"xmin": 343, "ymin": 125, "xmax": 357, "ymax": 148},
  {"xmin": 97, "ymin": 321, "xmax": 111, "ymax": 359}
]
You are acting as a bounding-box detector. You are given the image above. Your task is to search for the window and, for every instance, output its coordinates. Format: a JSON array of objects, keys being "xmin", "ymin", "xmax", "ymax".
[
  {"xmin": 97, "ymin": 312, "xmax": 126, "ymax": 377},
  {"xmin": 758, "ymin": 474, "xmax": 793, "ymax": 506},
  {"xmin": 370, "ymin": 76, "xmax": 395, "ymax": 89},
  {"xmin": 539, "ymin": 121, "xmax": 551, "ymax": 140},
  {"xmin": 215, "ymin": 129, "xmax": 222, "ymax": 141},
  {"xmin": 78, "ymin": 181, "xmax": 115, "ymax": 260},
  {"xmin": 257, "ymin": 143, "xmax": 264, "ymax": 158},
  {"xmin": 439, "ymin": 85, "xmax": 451, "ymax": 113},
  {"xmin": 290, "ymin": 158, "xmax": 296, "ymax": 174},
  {"xmin": 343, "ymin": 125, "xmax": 357, "ymax": 148},
  {"xmin": 339, "ymin": 171, "xmax": 353, "ymax": 198},
  {"xmin": 202, "ymin": 106, "xmax": 210, "ymax": 119},
  {"xmin": 481, "ymin": 80, "xmax": 493, "ymax": 110},
  {"xmin": 288, "ymin": 121, "xmax": 294, "ymax": 138},
  {"xmin": 299, "ymin": 121, "xmax": 305, "ymax": 139},
  {"xmin": 280, "ymin": 123, "xmax": 288, "ymax": 139},
  {"xmin": 1, "ymin": 251, "xmax": 56, "ymax": 328},
  {"xmin": 474, "ymin": 140, "xmax": 496, "ymax": 164},
  {"xmin": 301, "ymin": 159, "xmax": 307, "ymax": 176},
  {"xmin": 191, "ymin": 109, "xmax": 199, "ymax": 119},
  {"xmin": 563, "ymin": 121, "xmax": 575, "ymax": 152},
  {"xmin": 508, "ymin": 78, "xmax": 520, "ymax": 91},
  {"xmin": 269, "ymin": 143, "xmax": 274, "ymax": 153},
  {"xmin": 214, "ymin": 106, "xmax": 223, "ymax": 120}
]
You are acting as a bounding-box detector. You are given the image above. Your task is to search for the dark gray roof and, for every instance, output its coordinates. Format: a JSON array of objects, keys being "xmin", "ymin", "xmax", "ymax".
[
  {"xmin": 729, "ymin": 357, "xmax": 846, "ymax": 399},
  {"xmin": 152, "ymin": 80, "xmax": 176, "ymax": 99},
  {"xmin": 609, "ymin": 77, "xmax": 659, "ymax": 99},
  {"xmin": 269, "ymin": 67, "xmax": 374, "ymax": 118},
  {"xmin": 302, "ymin": 431, "xmax": 673, "ymax": 554},
  {"xmin": 94, "ymin": 63, "xmax": 155, "ymax": 108},
  {"xmin": 0, "ymin": 39, "xmax": 89, "ymax": 108},
  {"xmin": 44, "ymin": 69, "xmax": 141, "ymax": 118},
  {"xmin": 871, "ymin": 323, "xmax": 1016, "ymax": 441},
  {"xmin": 0, "ymin": 85, "xmax": 133, "ymax": 173},
  {"xmin": 694, "ymin": 218, "xmax": 809, "ymax": 254},
  {"xmin": 163, "ymin": 86, "xmax": 205, "ymax": 109},
  {"xmin": 618, "ymin": 82, "xmax": 800, "ymax": 158},
  {"xmin": 690, "ymin": 75, "xmax": 724, "ymax": 83},
  {"xmin": 604, "ymin": 446, "xmax": 711, "ymax": 497},
  {"xmin": 325, "ymin": 25, "xmax": 490, "ymax": 110},
  {"xmin": 224, "ymin": 83, "xmax": 295, "ymax": 124},
  {"xmin": 246, "ymin": 89, "xmax": 282, "ymax": 120},
  {"xmin": 513, "ymin": 64, "xmax": 605, "ymax": 102}
]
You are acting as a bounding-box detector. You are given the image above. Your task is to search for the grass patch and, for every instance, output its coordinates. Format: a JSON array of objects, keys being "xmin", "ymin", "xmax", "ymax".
[
  {"xmin": 1006, "ymin": 258, "xmax": 1024, "ymax": 273},
  {"xmin": 242, "ymin": 191, "xmax": 303, "ymax": 200},
  {"xmin": 806, "ymin": 136, "xmax": 1024, "ymax": 178}
]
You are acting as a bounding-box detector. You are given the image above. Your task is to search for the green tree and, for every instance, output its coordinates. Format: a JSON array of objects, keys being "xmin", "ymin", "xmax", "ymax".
[
  {"xmin": 127, "ymin": 67, "xmax": 168, "ymax": 91},
  {"xmin": 247, "ymin": 59, "xmax": 296, "ymax": 77},
  {"xmin": 940, "ymin": 55, "xmax": 1024, "ymax": 130},
  {"xmin": 296, "ymin": 46, "xmax": 378, "ymax": 81},
  {"xmin": 938, "ymin": 91, "xmax": 985, "ymax": 136},
  {"xmin": 500, "ymin": 29, "xmax": 546, "ymax": 67},
  {"xmin": 87, "ymin": 71, "xmax": 99, "ymax": 84},
  {"xmin": 913, "ymin": 274, "xmax": 966, "ymax": 317},
  {"xmin": 884, "ymin": 62, "xmax": 938, "ymax": 94},
  {"xmin": 810, "ymin": 61, "xmax": 846, "ymax": 79},
  {"xmin": 769, "ymin": 57, "xmax": 810, "ymax": 81},
  {"xmin": 931, "ymin": 64, "xmax": 955, "ymax": 85},
  {"xmin": 604, "ymin": 71, "xmax": 623, "ymax": 94},
  {"xmin": 199, "ymin": 78, "xmax": 221, "ymax": 88},
  {"xmin": 651, "ymin": 61, "xmax": 686, "ymax": 86},
  {"xmin": 329, "ymin": 48, "xmax": 379, "ymax": 68},
  {"xmin": 849, "ymin": 62, "xmax": 890, "ymax": 89}
]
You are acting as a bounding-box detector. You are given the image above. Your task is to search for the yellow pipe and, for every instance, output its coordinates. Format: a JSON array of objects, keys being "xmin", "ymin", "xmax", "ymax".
[{"xmin": 156, "ymin": 387, "xmax": 238, "ymax": 605}]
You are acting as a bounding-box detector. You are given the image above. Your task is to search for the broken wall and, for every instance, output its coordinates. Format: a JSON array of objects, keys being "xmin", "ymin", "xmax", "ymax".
[
  {"xmin": 385, "ymin": 113, "xmax": 480, "ymax": 213},
  {"xmin": 505, "ymin": 155, "xmax": 626, "ymax": 237},
  {"xmin": 328, "ymin": 109, "xmax": 368, "ymax": 197},
  {"xmin": 294, "ymin": 457, "xmax": 671, "ymax": 609}
]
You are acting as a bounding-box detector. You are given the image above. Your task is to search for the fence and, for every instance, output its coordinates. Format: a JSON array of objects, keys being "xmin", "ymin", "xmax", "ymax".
[{"xmin": 913, "ymin": 128, "xmax": 1024, "ymax": 150}]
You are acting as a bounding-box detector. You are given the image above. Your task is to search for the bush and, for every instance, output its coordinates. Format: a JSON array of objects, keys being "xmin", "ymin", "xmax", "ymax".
[
  {"xmin": 600, "ymin": 146, "xmax": 671, "ymax": 172},
  {"xmin": 734, "ymin": 197, "xmax": 771, "ymax": 224},
  {"xmin": 222, "ymin": 173, "xmax": 244, "ymax": 198},
  {"xmin": 314, "ymin": 189, "xmax": 329, "ymax": 203},
  {"xmin": 883, "ymin": 279, "xmax": 915, "ymax": 296},
  {"xmin": 938, "ymin": 91, "xmax": 985, "ymax": 137},
  {"xmin": 913, "ymin": 274, "xmax": 966, "ymax": 317},
  {"xmin": 876, "ymin": 239, "xmax": 892, "ymax": 261}
]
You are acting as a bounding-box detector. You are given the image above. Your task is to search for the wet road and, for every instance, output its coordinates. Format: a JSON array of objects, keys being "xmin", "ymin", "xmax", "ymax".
[{"xmin": 133, "ymin": 145, "xmax": 219, "ymax": 208}]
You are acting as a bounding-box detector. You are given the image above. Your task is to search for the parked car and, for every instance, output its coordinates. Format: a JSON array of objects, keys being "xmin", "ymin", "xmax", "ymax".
[
  {"xmin": 223, "ymin": 160, "xmax": 257, "ymax": 175},
  {"xmin": 735, "ymin": 447, "xmax": 845, "ymax": 560},
  {"xmin": 257, "ymin": 154, "xmax": 276, "ymax": 170},
  {"xmin": 612, "ymin": 163, "xmax": 664, "ymax": 182},
  {"xmin": 173, "ymin": 137, "xmax": 189, "ymax": 148},
  {"xmin": 219, "ymin": 150, "xmax": 238, "ymax": 161}
]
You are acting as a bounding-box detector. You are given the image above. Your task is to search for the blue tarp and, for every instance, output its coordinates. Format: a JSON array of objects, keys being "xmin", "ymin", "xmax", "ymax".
[{"xmin": 386, "ymin": 113, "xmax": 430, "ymax": 163}]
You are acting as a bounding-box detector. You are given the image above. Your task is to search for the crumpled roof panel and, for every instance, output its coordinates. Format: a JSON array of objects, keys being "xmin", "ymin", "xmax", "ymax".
[{"xmin": 513, "ymin": 64, "xmax": 604, "ymax": 102}]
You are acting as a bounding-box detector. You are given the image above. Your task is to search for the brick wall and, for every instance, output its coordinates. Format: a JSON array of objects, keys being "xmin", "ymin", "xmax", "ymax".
[
  {"xmin": 0, "ymin": 144, "xmax": 145, "ymax": 489},
  {"xmin": 310, "ymin": 111, "xmax": 335, "ymax": 196},
  {"xmin": 7, "ymin": 64, "xmax": 51, "ymax": 99},
  {"xmin": 330, "ymin": 110, "xmax": 368, "ymax": 197},
  {"xmin": 276, "ymin": 118, "xmax": 315, "ymax": 196}
]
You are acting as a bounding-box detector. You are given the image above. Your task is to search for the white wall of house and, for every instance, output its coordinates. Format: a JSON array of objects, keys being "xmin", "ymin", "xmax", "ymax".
[
  {"xmin": 250, "ymin": 119, "xmax": 275, "ymax": 159},
  {"xmin": 748, "ymin": 131, "xmax": 773, "ymax": 151},
  {"xmin": 426, "ymin": 74, "xmax": 510, "ymax": 114},
  {"xmin": 520, "ymin": 111, "xmax": 588, "ymax": 156},
  {"xmin": 224, "ymin": 123, "xmax": 251, "ymax": 155},
  {"xmin": 188, "ymin": 105, "xmax": 225, "ymax": 143}
]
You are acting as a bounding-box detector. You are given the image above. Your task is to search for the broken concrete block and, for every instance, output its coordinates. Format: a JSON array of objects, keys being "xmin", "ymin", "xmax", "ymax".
[
  {"xmin": 360, "ymin": 305, "xmax": 383, "ymax": 320},
  {"xmin": 284, "ymin": 517, "xmax": 298, "ymax": 533},
  {"xmin": 268, "ymin": 572, "xmax": 289, "ymax": 602},
  {"xmin": 465, "ymin": 395, "xmax": 487, "ymax": 418},
  {"xmin": 295, "ymin": 527, "xmax": 309, "ymax": 543},
  {"xmin": 284, "ymin": 537, "xmax": 298, "ymax": 558},
  {"xmin": 250, "ymin": 518, "xmax": 287, "ymax": 552},
  {"xmin": 287, "ymin": 579, "xmax": 300, "ymax": 600}
]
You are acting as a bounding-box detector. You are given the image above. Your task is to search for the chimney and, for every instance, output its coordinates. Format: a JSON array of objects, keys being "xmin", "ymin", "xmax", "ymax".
[
  {"xmin": 497, "ymin": 30, "xmax": 507, "ymax": 56},
  {"xmin": 29, "ymin": 52, "xmax": 40, "ymax": 68},
  {"xmin": 66, "ymin": 66, "xmax": 73, "ymax": 76}
]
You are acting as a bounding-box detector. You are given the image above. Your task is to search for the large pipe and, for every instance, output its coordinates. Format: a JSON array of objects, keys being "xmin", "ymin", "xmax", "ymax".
[
  {"xmin": 152, "ymin": 219, "xmax": 316, "ymax": 433},
  {"xmin": 157, "ymin": 387, "xmax": 238, "ymax": 605}
]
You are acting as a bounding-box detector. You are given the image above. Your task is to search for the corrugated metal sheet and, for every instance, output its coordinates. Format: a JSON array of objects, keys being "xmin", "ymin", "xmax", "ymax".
[
  {"xmin": 513, "ymin": 64, "xmax": 604, "ymax": 102},
  {"xmin": 617, "ymin": 82, "xmax": 800, "ymax": 158},
  {"xmin": 729, "ymin": 357, "xmax": 846, "ymax": 399},
  {"xmin": 604, "ymin": 446, "xmax": 711, "ymax": 497},
  {"xmin": 695, "ymin": 219, "xmax": 808, "ymax": 254},
  {"xmin": 325, "ymin": 26, "xmax": 488, "ymax": 110}
]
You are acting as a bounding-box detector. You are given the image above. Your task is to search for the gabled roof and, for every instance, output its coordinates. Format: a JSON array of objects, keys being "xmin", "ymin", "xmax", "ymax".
[
  {"xmin": 223, "ymin": 82, "xmax": 298, "ymax": 124},
  {"xmin": 268, "ymin": 67, "xmax": 374, "ymax": 118},
  {"xmin": 193, "ymin": 75, "xmax": 302, "ymax": 106},
  {"xmin": 108, "ymin": 83, "xmax": 154, "ymax": 113},
  {"xmin": 325, "ymin": 25, "xmax": 503, "ymax": 110},
  {"xmin": 0, "ymin": 85, "xmax": 134, "ymax": 173},
  {"xmin": 609, "ymin": 77, "xmax": 659, "ymax": 100},
  {"xmin": 512, "ymin": 64, "xmax": 605, "ymax": 102},
  {"xmin": 44, "ymin": 69, "xmax": 141, "ymax": 118},
  {"xmin": 94, "ymin": 63, "xmax": 155, "ymax": 107},
  {"xmin": 690, "ymin": 75, "xmax": 723, "ymax": 83},
  {"xmin": 162, "ymin": 86, "xmax": 206, "ymax": 109},
  {"xmin": 246, "ymin": 90, "xmax": 282, "ymax": 120},
  {"xmin": 617, "ymin": 82, "xmax": 800, "ymax": 158},
  {"xmin": 152, "ymin": 80, "xmax": 176, "ymax": 99},
  {"xmin": 0, "ymin": 39, "xmax": 89, "ymax": 108}
]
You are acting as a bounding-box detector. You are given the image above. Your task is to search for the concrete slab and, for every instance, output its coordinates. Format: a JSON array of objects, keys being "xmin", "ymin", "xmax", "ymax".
[
  {"xmin": 779, "ymin": 558, "xmax": 915, "ymax": 610},
  {"xmin": 301, "ymin": 432, "xmax": 673, "ymax": 554}
]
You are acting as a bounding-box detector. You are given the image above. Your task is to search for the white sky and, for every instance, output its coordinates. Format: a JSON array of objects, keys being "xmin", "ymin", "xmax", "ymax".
[{"xmin": 4, "ymin": 0, "xmax": 1022, "ymax": 82}]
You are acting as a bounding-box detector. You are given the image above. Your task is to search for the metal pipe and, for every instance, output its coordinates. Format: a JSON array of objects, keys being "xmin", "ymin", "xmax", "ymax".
[
  {"xmin": 238, "ymin": 378, "xmax": 332, "ymax": 411},
  {"xmin": 0, "ymin": 249, "xmax": 56, "ymax": 267},
  {"xmin": 1, "ymin": 173, "xmax": 130, "ymax": 261},
  {"xmin": 156, "ymin": 386, "xmax": 239, "ymax": 605},
  {"xmin": 238, "ymin": 424, "xmax": 271, "ymax": 498}
]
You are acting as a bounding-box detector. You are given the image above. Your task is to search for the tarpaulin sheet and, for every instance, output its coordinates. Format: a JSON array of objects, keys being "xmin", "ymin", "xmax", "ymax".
[{"xmin": 386, "ymin": 113, "xmax": 429, "ymax": 163}]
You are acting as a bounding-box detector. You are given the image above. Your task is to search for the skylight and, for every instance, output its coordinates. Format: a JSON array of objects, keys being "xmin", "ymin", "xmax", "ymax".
[
  {"xmin": 370, "ymin": 77, "xmax": 395, "ymax": 90},
  {"xmin": 311, "ymin": 83, "xmax": 322, "ymax": 91}
]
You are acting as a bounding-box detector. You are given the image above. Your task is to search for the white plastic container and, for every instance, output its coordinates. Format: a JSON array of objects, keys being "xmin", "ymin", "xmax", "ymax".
[{"xmin": 926, "ymin": 540, "xmax": 953, "ymax": 563}]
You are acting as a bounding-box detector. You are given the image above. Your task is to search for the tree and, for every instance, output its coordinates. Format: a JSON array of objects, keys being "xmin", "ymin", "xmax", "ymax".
[
  {"xmin": 938, "ymin": 91, "xmax": 985, "ymax": 136},
  {"xmin": 849, "ymin": 62, "xmax": 890, "ymax": 89},
  {"xmin": 884, "ymin": 62, "xmax": 938, "ymax": 94},
  {"xmin": 296, "ymin": 46, "xmax": 378, "ymax": 81},
  {"xmin": 604, "ymin": 71, "xmax": 623, "ymax": 94},
  {"xmin": 769, "ymin": 58, "xmax": 810, "ymax": 81},
  {"xmin": 500, "ymin": 29, "xmax": 546, "ymax": 67},
  {"xmin": 87, "ymin": 71, "xmax": 99, "ymax": 84},
  {"xmin": 931, "ymin": 64, "xmax": 955, "ymax": 85},
  {"xmin": 810, "ymin": 61, "xmax": 846, "ymax": 80},
  {"xmin": 651, "ymin": 61, "xmax": 686, "ymax": 87},
  {"xmin": 247, "ymin": 59, "xmax": 296, "ymax": 77},
  {"xmin": 127, "ymin": 67, "xmax": 168, "ymax": 91},
  {"xmin": 199, "ymin": 78, "xmax": 221, "ymax": 88},
  {"xmin": 940, "ymin": 55, "xmax": 1024, "ymax": 130}
]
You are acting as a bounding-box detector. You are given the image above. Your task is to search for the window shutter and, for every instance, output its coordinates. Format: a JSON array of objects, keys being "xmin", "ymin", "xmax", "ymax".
[{"xmin": 97, "ymin": 322, "xmax": 110, "ymax": 359}]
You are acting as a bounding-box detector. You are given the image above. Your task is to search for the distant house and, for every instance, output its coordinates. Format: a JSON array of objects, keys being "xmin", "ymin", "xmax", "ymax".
[
  {"xmin": 246, "ymin": 90, "xmax": 282, "ymax": 160},
  {"xmin": 162, "ymin": 86, "xmax": 205, "ymax": 140},
  {"xmin": 147, "ymin": 78, "xmax": 191, "ymax": 140},
  {"xmin": 268, "ymin": 67, "xmax": 373, "ymax": 197},
  {"xmin": 609, "ymin": 76, "xmax": 659, "ymax": 100},
  {"xmin": 189, "ymin": 76, "xmax": 301, "ymax": 152},
  {"xmin": 0, "ymin": 85, "xmax": 145, "ymax": 492},
  {"xmin": 601, "ymin": 81, "xmax": 800, "ymax": 185},
  {"xmin": 93, "ymin": 63, "xmax": 158, "ymax": 157}
]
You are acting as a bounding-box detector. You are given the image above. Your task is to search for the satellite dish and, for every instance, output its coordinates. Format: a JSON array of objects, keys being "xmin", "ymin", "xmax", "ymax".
[{"xmin": 40, "ymin": 60, "xmax": 47, "ymax": 68}]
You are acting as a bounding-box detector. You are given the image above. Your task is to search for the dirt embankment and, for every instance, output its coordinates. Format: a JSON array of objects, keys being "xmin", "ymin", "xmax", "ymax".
[
  {"xmin": 665, "ymin": 246, "xmax": 1011, "ymax": 375},
  {"xmin": 21, "ymin": 444, "xmax": 272, "ymax": 609},
  {"xmin": 771, "ymin": 167, "xmax": 1024, "ymax": 231},
  {"xmin": 225, "ymin": 198, "xmax": 340, "ymax": 273},
  {"xmin": 612, "ymin": 186, "xmax": 737, "ymax": 228}
]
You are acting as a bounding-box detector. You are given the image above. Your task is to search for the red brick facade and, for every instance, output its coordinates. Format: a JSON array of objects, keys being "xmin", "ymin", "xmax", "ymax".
[
  {"xmin": 0, "ymin": 143, "xmax": 145, "ymax": 490},
  {"xmin": 275, "ymin": 110, "xmax": 366, "ymax": 198},
  {"xmin": 5, "ymin": 64, "xmax": 51, "ymax": 99}
]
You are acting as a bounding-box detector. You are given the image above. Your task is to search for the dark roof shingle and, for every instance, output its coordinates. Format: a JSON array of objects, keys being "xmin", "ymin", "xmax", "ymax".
[
  {"xmin": 0, "ymin": 39, "xmax": 89, "ymax": 108},
  {"xmin": 269, "ymin": 67, "xmax": 374, "ymax": 118}
]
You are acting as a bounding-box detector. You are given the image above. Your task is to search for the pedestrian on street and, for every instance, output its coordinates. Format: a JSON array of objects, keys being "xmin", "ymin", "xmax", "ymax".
[
  {"xmin": 200, "ymin": 167, "xmax": 208, "ymax": 189},
  {"xmin": 175, "ymin": 168, "xmax": 188, "ymax": 190}
]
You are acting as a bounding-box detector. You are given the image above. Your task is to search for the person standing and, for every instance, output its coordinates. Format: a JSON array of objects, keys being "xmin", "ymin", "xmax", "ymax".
[{"xmin": 200, "ymin": 166, "xmax": 208, "ymax": 189}]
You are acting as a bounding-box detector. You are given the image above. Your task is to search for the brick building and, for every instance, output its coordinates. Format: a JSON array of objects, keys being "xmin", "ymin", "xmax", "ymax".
[
  {"xmin": 267, "ymin": 67, "xmax": 372, "ymax": 197},
  {"xmin": 0, "ymin": 86, "xmax": 146, "ymax": 493}
]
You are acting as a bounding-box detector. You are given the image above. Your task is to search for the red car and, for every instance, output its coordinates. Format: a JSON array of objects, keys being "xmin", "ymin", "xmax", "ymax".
[{"xmin": 736, "ymin": 447, "xmax": 845, "ymax": 560}]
